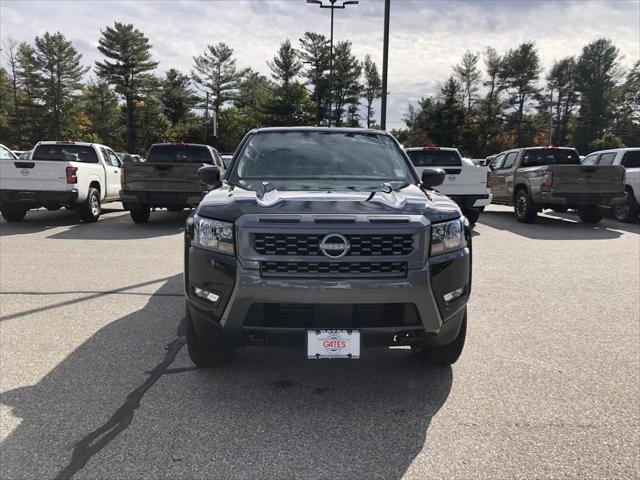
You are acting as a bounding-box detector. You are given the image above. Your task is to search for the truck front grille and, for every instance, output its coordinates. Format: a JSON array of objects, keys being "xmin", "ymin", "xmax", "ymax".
[
  {"xmin": 261, "ymin": 261, "xmax": 406, "ymax": 277},
  {"xmin": 253, "ymin": 233, "xmax": 413, "ymax": 257}
]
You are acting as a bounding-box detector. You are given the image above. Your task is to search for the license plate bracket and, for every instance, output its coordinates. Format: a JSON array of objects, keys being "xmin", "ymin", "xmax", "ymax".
[{"xmin": 307, "ymin": 329, "xmax": 360, "ymax": 359}]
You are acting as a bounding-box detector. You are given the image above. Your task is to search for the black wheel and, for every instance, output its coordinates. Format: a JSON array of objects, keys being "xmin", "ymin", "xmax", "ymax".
[
  {"xmin": 514, "ymin": 189, "xmax": 537, "ymax": 223},
  {"xmin": 1, "ymin": 204, "xmax": 28, "ymax": 222},
  {"xmin": 613, "ymin": 194, "xmax": 638, "ymax": 223},
  {"xmin": 462, "ymin": 207, "xmax": 481, "ymax": 224},
  {"xmin": 577, "ymin": 205, "xmax": 603, "ymax": 224},
  {"xmin": 78, "ymin": 188, "xmax": 101, "ymax": 223},
  {"xmin": 129, "ymin": 204, "xmax": 150, "ymax": 223},
  {"xmin": 185, "ymin": 305, "xmax": 234, "ymax": 368},
  {"xmin": 412, "ymin": 313, "xmax": 467, "ymax": 366}
]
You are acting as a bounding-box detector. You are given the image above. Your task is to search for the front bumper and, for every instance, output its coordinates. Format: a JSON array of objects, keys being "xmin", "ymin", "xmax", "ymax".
[
  {"xmin": 185, "ymin": 244, "xmax": 471, "ymax": 348},
  {"xmin": 0, "ymin": 189, "xmax": 78, "ymax": 207},
  {"xmin": 449, "ymin": 193, "xmax": 492, "ymax": 209}
]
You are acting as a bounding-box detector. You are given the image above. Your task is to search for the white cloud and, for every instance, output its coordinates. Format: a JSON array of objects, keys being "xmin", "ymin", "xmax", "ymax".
[{"xmin": 1, "ymin": 0, "xmax": 638, "ymax": 129}]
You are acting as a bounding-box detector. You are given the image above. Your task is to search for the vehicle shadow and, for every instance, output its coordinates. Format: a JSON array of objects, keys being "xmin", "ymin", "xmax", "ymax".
[
  {"xmin": 479, "ymin": 208, "xmax": 628, "ymax": 240},
  {"xmin": 0, "ymin": 275, "xmax": 453, "ymax": 479},
  {"xmin": 0, "ymin": 206, "xmax": 191, "ymax": 240},
  {"xmin": 0, "ymin": 207, "xmax": 123, "ymax": 236}
]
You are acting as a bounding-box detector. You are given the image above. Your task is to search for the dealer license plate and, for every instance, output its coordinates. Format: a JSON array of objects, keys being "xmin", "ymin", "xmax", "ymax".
[{"xmin": 307, "ymin": 330, "xmax": 360, "ymax": 359}]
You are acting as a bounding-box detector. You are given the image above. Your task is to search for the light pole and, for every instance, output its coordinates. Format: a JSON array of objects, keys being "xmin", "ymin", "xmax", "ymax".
[
  {"xmin": 380, "ymin": 0, "xmax": 390, "ymax": 130},
  {"xmin": 307, "ymin": 0, "xmax": 359, "ymax": 127}
]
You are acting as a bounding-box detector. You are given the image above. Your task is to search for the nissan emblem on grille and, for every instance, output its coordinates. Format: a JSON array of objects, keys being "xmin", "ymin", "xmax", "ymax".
[{"xmin": 319, "ymin": 233, "xmax": 350, "ymax": 259}]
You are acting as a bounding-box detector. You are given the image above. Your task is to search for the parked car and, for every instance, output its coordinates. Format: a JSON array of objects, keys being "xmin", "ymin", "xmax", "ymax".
[
  {"xmin": 120, "ymin": 142, "xmax": 225, "ymax": 223},
  {"xmin": 582, "ymin": 147, "xmax": 640, "ymax": 222},
  {"xmin": 405, "ymin": 146, "xmax": 491, "ymax": 223},
  {"xmin": 490, "ymin": 146, "xmax": 625, "ymax": 223},
  {"xmin": 220, "ymin": 153, "xmax": 233, "ymax": 168},
  {"xmin": 0, "ymin": 141, "xmax": 123, "ymax": 222},
  {"xmin": 184, "ymin": 127, "xmax": 471, "ymax": 367}
]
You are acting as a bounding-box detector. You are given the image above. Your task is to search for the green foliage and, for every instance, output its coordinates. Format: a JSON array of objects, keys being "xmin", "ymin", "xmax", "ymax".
[
  {"xmin": 81, "ymin": 81, "xmax": 123, "ymax": 148},
  {"xmin": 95, "ymin": 22, "xmax": 158, "ymax": 151},
  {"xmin": 454, "ymin": 50, "xmax": 480, "ymax": 123},
  {"xmin": 298, "ymin": 32, "xmax": 330, "ymax": 125},
  {"xmin": 161, "ymin": 68, "xmax": 197, "ymax": 126},
  {"xmin": 588, "ymin": 130, "xmax": 625, "ymax": 151},
  {"xmin": 34, "ymin": 32, "xmax": 89, "ymax": 139},
  {"xmin": 192, "ymin": 42, "xmax": 246, "ymax": 117},
  {"xmin": 331, "ymin": 41, "xmax": 361, "ymax": 127},
  {"xmin": 362, "ymin": 55, "xmax": 382, "ymax": 128},
  {"xmin": 573, "ymin": 39, "xmax": 620, "ymax": 152},
  {"xmin": 0, "ymin": 67, "xmax": 14, "ymax": 145}
]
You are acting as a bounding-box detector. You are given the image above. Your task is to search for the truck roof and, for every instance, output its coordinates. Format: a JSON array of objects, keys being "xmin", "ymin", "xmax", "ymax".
[
  {"xmin": 251, "ymin": 126, "xmax": 387, "ymax": 135},
  {"xmin": 37, "ymin": 140, "xmax": 109, "ymax": 149},
  {"xmin": 405, "ymin": 146, "xmax": 459, "ymax": 152}
]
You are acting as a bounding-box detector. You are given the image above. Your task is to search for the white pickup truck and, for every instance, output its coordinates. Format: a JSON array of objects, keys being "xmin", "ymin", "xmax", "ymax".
[
  {"xmin": 405, "ymin": 146, "xmax": 492, "ymax": 223},
  {"xmin": 582, "ymin": 147, "xmax": 640, "ymax": 222},
  {"xmin": 0, "ymin": 141, "xmax": 122, "ymax": 223}
]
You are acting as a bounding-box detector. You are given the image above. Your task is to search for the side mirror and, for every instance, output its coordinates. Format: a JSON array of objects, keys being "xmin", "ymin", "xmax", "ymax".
[
  {"xmin": 421, "ymin": 168, "xmax": 445, "ymax": 188},
  {"xmin": 198, "ymin": 165, "xmax": 221, "ymax": 187}
]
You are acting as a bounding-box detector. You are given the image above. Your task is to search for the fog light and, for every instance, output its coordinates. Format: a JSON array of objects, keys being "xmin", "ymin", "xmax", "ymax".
[
  {"xmin": 443, "ymin": 287, "xmax": 465, "ymax": 303},
  {"xmin": 194, "ymin": 287, "xmax": 220, "ymax": 303}
]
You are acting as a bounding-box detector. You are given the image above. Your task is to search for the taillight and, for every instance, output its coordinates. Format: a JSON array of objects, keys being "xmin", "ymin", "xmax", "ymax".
[
  {"xmin": 66, "ymin": 166, "xmax": 78, "ymax": 184},
  {"xmin": 486, "ymin": 169, "xmax": 492, "ymax": 189},
  {"xmin": 543, "ymin": 168, "xmax": 553, "ymax": 187}
]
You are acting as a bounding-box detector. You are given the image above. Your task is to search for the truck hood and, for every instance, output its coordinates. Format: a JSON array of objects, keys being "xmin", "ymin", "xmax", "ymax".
[{"xmin": 196, "ymin": 183, "xmax": 460, "ymax": 223}]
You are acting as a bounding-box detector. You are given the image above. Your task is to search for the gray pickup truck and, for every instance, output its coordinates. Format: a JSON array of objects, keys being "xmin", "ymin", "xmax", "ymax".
[
  {"xmin": 120, "ymin": 143, "xmax": 225, "ymax": 223},
  {"xmin": 490, "ymin": 146, "xmax": 625, "ymax": 223},
  {"xmin": 183, "ymin": 127, "xmax": 472, "ymax": 367}
]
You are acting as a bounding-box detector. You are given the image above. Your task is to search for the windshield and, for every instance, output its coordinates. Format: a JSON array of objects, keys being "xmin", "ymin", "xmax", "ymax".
[
  {"xmin": 228, "ymin": 131, "xmax": 413, "ymax": 191},
  {"xmin": 32, "ymin": 144, "xmax": 98, "ymax": 163},
  {"xmin": 146, "ymin": 144, "xmax": 213, "ymax": 163},
  {"xmin": 406, "ymin": 149, "xmax": 462, "ymax": 167},
  {"xmin": 522, "ymin": 149, "xmax": 580, "ymax": 167}
]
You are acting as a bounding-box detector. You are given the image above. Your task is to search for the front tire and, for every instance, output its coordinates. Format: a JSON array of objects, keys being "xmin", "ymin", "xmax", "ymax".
[
  {"xmin": 613, "ymin": 194, "xmax": 638, "ymax": 223},
  {"xmin": 462, "ymin": 207, "xmax": 480, "ymax": 224},
  {"xmin": 1, "ymin": 204, "xmax": 28, "ymax": 222},
  {"xmin": 129, "ymin": 204, "xmax": 150, "ymax": 223},
  {"xmin": 185, "ymin": 305, "xmax": 234, "ymax": 368},
  {"xmin": 412, "ymin": 313, "xmax": 467, "ymax": 366},
  {"xmin": 577, "ymin": 205, "xmax": 603, "ymax": 224},
  {"xmin": 514, "ymin": 189, "xmax": 537, "ymax": 223},
  {"xmin": 78, "ymin": 188, "xmax": 101, "ymax": 223}
]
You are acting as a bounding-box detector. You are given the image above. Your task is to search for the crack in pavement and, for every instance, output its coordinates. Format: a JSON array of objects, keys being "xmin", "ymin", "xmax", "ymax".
[{"xmin": 54, "ymin": 326, "xmax": 188, "ymax": 480}]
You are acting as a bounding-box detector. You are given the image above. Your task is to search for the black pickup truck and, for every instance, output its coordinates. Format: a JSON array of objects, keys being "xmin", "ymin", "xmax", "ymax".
[
  {"xmin": 490, "ymin": 146, "xmax": 625, "ymax": 223},
  {"xmin": 120, "ymin": 143, "xmax": 225, "ymax": 223},
  {"xmin": 183, "ymin": 127, "xmax": 472, "ymax": 367}
]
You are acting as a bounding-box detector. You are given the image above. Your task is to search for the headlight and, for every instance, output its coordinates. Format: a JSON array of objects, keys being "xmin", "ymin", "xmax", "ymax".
[
  {"xmin": 430, "ymin": 218, "xmax": 466, "ymax": 256},
  {"xmin": 193, "ymin": 215, "xmax": 235, "ymax": 255}
]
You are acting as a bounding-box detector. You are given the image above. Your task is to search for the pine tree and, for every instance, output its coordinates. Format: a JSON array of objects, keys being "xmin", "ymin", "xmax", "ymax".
[
  {"xmin": 95, "ymin": 22, "xmax": 158, "ymax": 152},
  {"xmin": 161, "ymin": 69, "xmax": 197, "ymax": 126},
  {"xmin": 574, "ymin": 38, "xmax": 620, "ymax": 152},
  {"xmin": 331, "ymin": 41, "xmax": 361, "ymax": 127},
  {"xmin": 82, "ymin": 81, "xmax": 122, "ymax": 148},
  {"xmin": 298, "ymin": 32, "xmax": 330, "ymax": 125},
  {"xmin": 362, "ymin": 55, "xmax": 382, "ymax": 128},
  {"xmin": 15, "ymin": 42, "xmax": 43, "ymax": 144},
  {"xmin": 2, "ymin": 37, "xmax": 22, "ymax": 145},
  {"xmin": 34, "ymin": 32, "xmax": 88, "ymax": 139},
  {"xmin": 454, "ymin": 51, "xmax": 480, "ymax": 125},
  {"xmin": 192, "ymin": 42, "xmax": 246, "ymax": 130},
  {"xmin": 547, "ymin": 57, "xmax": 578, "ymax": 145}
]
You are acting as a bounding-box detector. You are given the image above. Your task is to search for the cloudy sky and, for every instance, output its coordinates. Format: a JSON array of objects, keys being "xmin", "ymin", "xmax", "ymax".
[{"xmin": 1, "ymin": 0, "xmax": 639, "ymax": 128}]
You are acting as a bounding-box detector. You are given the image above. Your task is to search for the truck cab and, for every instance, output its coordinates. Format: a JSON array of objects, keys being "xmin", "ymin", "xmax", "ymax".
[{"xmin": 405, "ymin": 146, "xmax": 492, "ymax": 223}]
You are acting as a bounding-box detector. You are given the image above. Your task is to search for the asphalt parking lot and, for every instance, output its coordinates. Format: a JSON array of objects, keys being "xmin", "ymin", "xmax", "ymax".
[{"xmin": 0, "ymin": 205, "xmax": 638, "ymax": 479}]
